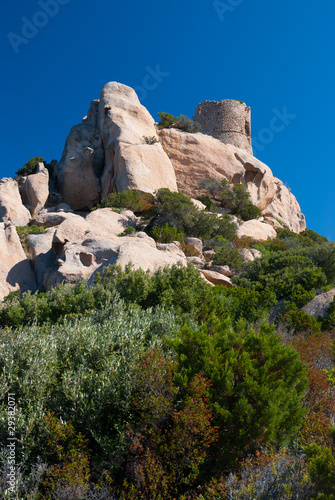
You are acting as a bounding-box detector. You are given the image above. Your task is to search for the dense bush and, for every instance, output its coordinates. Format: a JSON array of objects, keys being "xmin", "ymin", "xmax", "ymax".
[
  {"xmin": 151, "ymin": 223, "xmax": 185, "ymax": 243},
  {"xmin": 210, "ymin": 237, "xmax": 243, "ymax": 269},
  {"xmin": 15, "ymin": 156, "xmax": 57, "ymax": 177},
  {"xmin": 93, "ymin": 189, "xmax": 155, "ymax": 213},
  {"xmin": 234, "ymin": 251, "xmax": 327, "ymax": 306},
  {"xmin": 199, "ymin": 178, "xmax": 262, "ymax": 221},
  {"xmin": 172, "ymin": 321, "xmax": 308, "ymax": 469},
  {"xmin": 158, "ymin": 112, "xmax": 202, "ymax": 133},
  {"xmin": 149, "ymin": 188, "xmax": 237, "ymax": 242}
]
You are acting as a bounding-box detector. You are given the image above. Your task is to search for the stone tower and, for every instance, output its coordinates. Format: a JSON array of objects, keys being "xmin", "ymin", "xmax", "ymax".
[{"xmin": 194, "ymin": 99, "xmax": 253, "ymax": 154}]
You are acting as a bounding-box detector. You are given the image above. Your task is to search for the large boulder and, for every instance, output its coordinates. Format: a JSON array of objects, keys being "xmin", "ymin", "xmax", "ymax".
[
  {"xmin": 55, "ymin": 100, "xmax": 103, "ymax": 210},
  {"xmin": 98, "ymin": 82, "xmax": 178, "ymax": 197},
  {"xmin": 26, "ymin": 229, "xmax": 56, "ymax": 290},
  {"xmin": 158, "ymin": 128, "xmax": 275, "ymax": 210},
  {"xmin": 18, "ymin": 163, "xmax": 49, "ymax": 216},
  {"xmin": 263, "ymin": 178, "xmax": 306, "ymax": 233},
  {"xmin": 302, "ymin": 289, "xmax": 335, "ymax": 319},
  {"xmin": 0, "ymin": 222, "xmax": 36, "ymax": 300},
  {"xmin": 236, "ymin": 219, "xmax": 277, "ymax": 241},
  {"xmin": 0, "ymin": 178, "xmax": 31, "ymax": 226},
  {"xmin": 43, "ymin": 208, "xmax": 186, "ymax": 291},
  {"xmin": 158, "ymin": 128, "xmax": 306, "ymax": 233}
]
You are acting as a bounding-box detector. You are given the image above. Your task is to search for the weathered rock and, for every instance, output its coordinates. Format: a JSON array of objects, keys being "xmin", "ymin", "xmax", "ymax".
[
  {"xmin": 187, "ymin": 256, "xmax": 205, "ymax": 267},
  {"xmin": 26, "ymin": 229, "xmax": 56, "ymax": 290},
  {"xmin": 19, "ymin": 163, "xmax": 49, "ymax": 216},
  {"xmin": 302, "ymin": 289, "xmax": 335, "ymax": 319},
  {"xmin": 263, "ymin": 178, "xmax": 306, "ymax": 233},
  {"xmin": 31, "ymin": 212, "xmax": 78, "ymax": 228},
  {"xmin": 250, "ymin": 248, "xmax": 262, "ymax": 259},
  {"xmin": 211, "ymin": 265, "xmax": 234, "ymax": 277},
  {"xmin": 0, "ymin": 178, "xmax": 31, "ymax": 226},
  {"xmin": 191, "ymin": 198, "xmax": 206, "ymax": 211},
  {"xmin": 200, "ymin": 269, "xmax": 232, "ymax": 287},
  {"xmin": 55, "ymin": 100, "xmax": 103, "ymax": 210},
  {"xmin": 237, "ymin": 220, "xmax": 277, "ymax": 242},
  {"xmin": 203, "ymin": 249, "xmax": 216, "ymax": 260},
  {"xmin": 158, "ymin": 128, "xmax": 306, "ymax": 233},
  {"xmin": 238, "ymin": 248, "xmax": 256, "ymax": 262},
  {"xmin": 43, "ymin": 208, "xmax": 186, "ymax": 291},
  {"xmin": 45, "ymin": 234, "xmax": 187, "ymax": 291},
  {"xmin": 0, "ymin": 222, "xmax": 36, "ymax": 300},
  {"xmin": 98, "ymin": 82, "xmax": 178, "ymax": 197},
  {"xmin": 184, "ymin": 237, "xmax": 203, "ymax": 254},
  {"xmin": 156, "ymin": 242, "xmax": 186, "ymax": 259},
  {"xmin": 158, "ymin": 128, "xmax": 275, "ymax": 210}
]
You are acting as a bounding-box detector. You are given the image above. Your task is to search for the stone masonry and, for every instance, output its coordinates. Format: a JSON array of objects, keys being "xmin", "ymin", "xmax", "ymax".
[{"xmin": 194, "ymin": 99, "xmax": 253, "ymax": 154}]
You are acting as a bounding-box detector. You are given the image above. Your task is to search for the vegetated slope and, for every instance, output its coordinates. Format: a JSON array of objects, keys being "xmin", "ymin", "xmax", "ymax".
[{"xmin": 1, "ymin": 191, "xmax": 335, "ymax": 498}]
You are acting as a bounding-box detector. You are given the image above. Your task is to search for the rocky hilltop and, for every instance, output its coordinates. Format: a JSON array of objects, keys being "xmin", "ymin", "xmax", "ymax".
[{"xmin": 0, "ymin": 82, "xmax": 306, "ymax": 301}]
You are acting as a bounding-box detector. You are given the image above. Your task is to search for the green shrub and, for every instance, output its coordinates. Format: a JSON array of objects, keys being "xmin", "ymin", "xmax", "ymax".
[
  {"xmin": 16, "ymin": 156, "xmax": 57, "ymax": 177},
  {"xmin": 172, "ymin": 321, "xmax": 308, "ymax": 469},
  {"xmin": 158, "ymin": 112, "xmax": 202, "ymax": 133},
  {"xmin": 151, "ymin": 223, "xmax": 185, "ymax": 243},
  {"xmin": 211, "ymin": 237, "xmax": 243, "ymax": 270},
  {"xmin": 157, "ymin": 112, "xmax": 179, "ymax": 129},
  {"xmin": 199, "ymin": 178, "xmax": 262, "ymax": 221},
  {"xmin": 142, "ymin": 135, "xmax": 159, "ymax": 145},
  {"xmin": 95, "ymin": 189, "xmax": 155, "ymax": 213},
  {"xmin": 234, "ymin": 252, "xmax": 327, "ymax": 306},
  {"xmin": 281, "ymin": 303, "xmax": 322, "ymax": 334}
]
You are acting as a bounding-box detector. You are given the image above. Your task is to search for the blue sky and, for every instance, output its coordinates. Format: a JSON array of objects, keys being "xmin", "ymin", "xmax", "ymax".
[{"xmin": 1, "ymin": 0, "xmax": 334, "ymax": 239}]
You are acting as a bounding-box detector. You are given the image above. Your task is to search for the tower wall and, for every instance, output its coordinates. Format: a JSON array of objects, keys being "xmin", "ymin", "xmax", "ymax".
[{"xmin": 194, "ymin": 100, "xmax": 253, "ymax": 154}]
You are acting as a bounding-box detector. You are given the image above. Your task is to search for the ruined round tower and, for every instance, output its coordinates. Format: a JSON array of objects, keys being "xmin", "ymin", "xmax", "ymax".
[{"xmin": 194, "ymin": 99, "xmax": 253, "ymax": 155}]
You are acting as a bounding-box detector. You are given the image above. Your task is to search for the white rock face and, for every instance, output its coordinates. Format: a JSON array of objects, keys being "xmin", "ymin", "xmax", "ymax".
[
  {"xmin": 263, "ymin": 178, "xmax": 306, "ymax": 233},
  {"xmin": 43, "ymin": 208, "xmax": 186, "ymax": 291},
  {"xmin": 200, "ymin": 269, "xmax": 232, "ymax": 287},
  {"xmin": 19, "ymin": 163, "xmax": 49, "ymax": 216},
  {"xmin": 237, "ymin": 220, "xmax": 277, "ymax": 241},
  {"xmin": 158, "ymin": 128, "xmax": 306, "ymax": 233},
  {"xmin": 98, "ymin": 82, "xmax": 178, "ymax": 197},
  {"xmin": 0, "ymin": 178, "xmax": 31, "ymax": 226},
  {"xmin": 0, "ymin": 222, "xmax": 36, "ymax": 300},
  {"xmin": 302, "ymin": 289, "xmax": 335, "ymax": 319}
]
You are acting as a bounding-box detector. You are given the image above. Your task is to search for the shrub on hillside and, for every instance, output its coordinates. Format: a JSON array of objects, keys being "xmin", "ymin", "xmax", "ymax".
[
  {"xmin": 149, "ymin": 188, "xmax": 237, "ymax": 242},
  {"xmin": 94, "ymin": 189, "xmax": 155, "ymax": 213},
  {"xmin": 210, "ymin": 237, "xmax": 243, "ymax": 270},
  {"xmin": 172, "ymin": 321, "xmax": 308, "ymax": 469},
  {"xmin": 199, "ymin": 178, "xmax": 262, "ymax": 221},
  {"xmin": 158, "ymin": 112, "xmax": 202, "ymax": 133},
  {"xmin": 151, "ymin": 223, "xmax": 185, "ymax": 243},
  {"xmin": 15, "ymin": 156, "xmax": 57, "ymax": 177}
]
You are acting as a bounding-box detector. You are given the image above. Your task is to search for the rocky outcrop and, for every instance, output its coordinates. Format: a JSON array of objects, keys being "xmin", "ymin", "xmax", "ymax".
[
  {"xmin": 158, "ymin": 128, "xmax": 306, "ymax": 233},
  {"xmin": 0, "ymin": 178, "xmax": 31, "ymax": 226},
  {"xmin": 18, "ymin": 163, "xmax": 49, "ymax": 216},
  {"xmin": 200, "ymin": 269, "xmax": 232, "ymax": 287},
  {"xmin": 263, "ymin": 178, "xmax": 306, "ymax": 234},
  {"xmin": 302, "ymin": 289, "xmax": 335, "ymax": 319},
  {"xmin": 43, "ymin": 208, "xmax": 187, "ymax": 291},
  {"xmin": 54, "ymin": 83, "xmax": 178, "ymax": 210},
  {"xmin": 98, "ymin": 82, "xmax": 178, "ymax": 197},
  {"xmin": 237, "ymin": 219, "xmax": 277, "ymax": 241},
  {"xmin": 26, "ymin": 229, "xmax": 56, "ymax": 290},
  {"xmin": 55, "ymin": 100, "xmax": 103, "ymax": 210},
  {"xmin": 0, "ymin": 222, "xmax": 36, "ymax": 300}
]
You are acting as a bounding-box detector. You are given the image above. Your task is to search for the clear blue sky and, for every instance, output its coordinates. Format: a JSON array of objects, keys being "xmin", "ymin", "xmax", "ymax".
[{"xmin": 1, "ymin": 0, "xmax": 334, "ymax": 239}]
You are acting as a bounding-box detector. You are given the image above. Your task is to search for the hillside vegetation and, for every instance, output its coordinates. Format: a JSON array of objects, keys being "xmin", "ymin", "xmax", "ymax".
[{"xmin": 1, "ymin": 187, "xmax": 335, "ymax": 499}]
